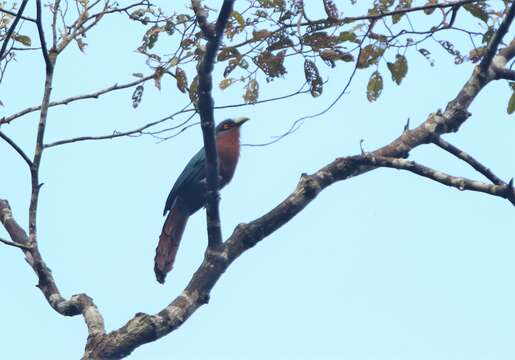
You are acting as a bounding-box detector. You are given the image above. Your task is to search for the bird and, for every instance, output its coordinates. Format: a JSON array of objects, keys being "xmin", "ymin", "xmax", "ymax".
[{"xmin": 154, "ymin": 116, "xmax": 249, "ymax": 284}]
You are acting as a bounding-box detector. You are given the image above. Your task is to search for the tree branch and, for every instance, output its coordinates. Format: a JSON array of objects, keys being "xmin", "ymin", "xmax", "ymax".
[
  {"xmin": 357, "ymin": 155, "xmax": 515, "ymax": 205},
  {"xmin": 0, "ymin": 236, "xmax": 31, "ymax": 250},
  {"xmin": 0, "ymin": 0, "xmax": 29, "ymax": 60},
  {"xmin": 0, "ymin": 74, "xmax": 154, "ymax": 125},
  {"xmin": 30, "ymin": 2, "xmax": 57, "ymax": 243},
  {"xmin": 0, "ymin": 5, "xmax": 36, "ymax": 23},
  {"xmin": 44, "ymin": 103, "xmax": 192, "ymax": 148},
  {"xmin": 0, "ymin": 199, "xmax": 105, "ymax": 336},
  {"xmin": 194, "ymin": 0, "xmax": 235, "ymax": 248},
  {"xmin": 494, "ymin": 67, "xmax": 515, "ymax": 81},
  {"xmin": 433, "ymin": 137, "xmax": 504, "ymax": 185},
  {"xmin": 479, "ymin": 0, "xmax": 515, "ymax": 74},
  {"xmin": 191, "ymin": 0, "xmax": 215, "ymax": 36},
  {"xmin": 42, "ymin": 85, "xmax": 309, "ymax": 148},
  {"xmin": 0, "ymin": 130, "xmax": 33, "ymax": 167},
  {"xmin": 290, "ymin": 0, "xmax": 481, "ymax": 30},
  {"xmin": 36, "ymin": 0, "xmax": 53, "ymax": 71}
]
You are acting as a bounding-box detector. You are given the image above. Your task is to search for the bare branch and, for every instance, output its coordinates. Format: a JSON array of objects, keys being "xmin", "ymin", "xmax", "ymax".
[
  {"xmin": 357, "ymin": 155, "xmax": 515, "ymax": 205},
  {"xmin": 433, "ymin": 137, "xmax": 504, "ymax": 185},
  {"xmin": 0, "ymin": 199, "xmax": 105, "ymax": 336},
  {"xmin": 44, "ymin": 103, "xmax": 192, "ymax": 148},
  {"xmin": 0, "ymin": 0, "xmax": 29, "ymax": 60},
  {"xmin": 0, "ymin": 130, "xmax": 33, "ymax": 167},
  {"xmin": 0, "ymin": 199, "xmax": 29, "ymax": 245},
  {"xmin": 0, "ymin": 74, "xmax": 154, "ymax": 125},
  {"xmin": 30, "ymin": 2, "xmax": 57, "ymax": 243},
  {"xmin": 0, "ymin": 5, "xmax": 36, "ymax": 23},
  {"xmin": 0, "ymin": 236, "xmax": 31, "ymax": 250}
]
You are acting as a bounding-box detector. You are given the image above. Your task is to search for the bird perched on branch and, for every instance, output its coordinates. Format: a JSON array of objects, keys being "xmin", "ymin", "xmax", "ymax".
[{"xmin": 154, "ymin": 117, "xmax": 249, "ymax": 284}]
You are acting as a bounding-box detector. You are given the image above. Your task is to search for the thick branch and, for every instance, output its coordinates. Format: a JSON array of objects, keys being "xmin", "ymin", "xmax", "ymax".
[
  {"xmin": 194, "ymin": 0, "xmax": 234, "ymax": 248},
  {"xmin": 0, "ymin": 199, "xmax": 105, "ymax": 336},
  {"xmin": 0, "ymin": 0, "xmax": 29, "ymax": 60},
  {"xmin": 43, "ymin": 85, "xmax": 309, "ymax": 148},
  {"xmin": 494, "ymin": 67, "xmax": 515, "ymax": 81}
]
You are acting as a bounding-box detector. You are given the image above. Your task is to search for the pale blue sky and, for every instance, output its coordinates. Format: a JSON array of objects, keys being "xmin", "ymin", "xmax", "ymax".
[{"xmin": 1, "ymin": 1, "xmax": 514, "ymax": 359}]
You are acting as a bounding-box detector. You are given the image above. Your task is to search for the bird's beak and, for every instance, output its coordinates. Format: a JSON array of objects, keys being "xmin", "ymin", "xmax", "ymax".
[{"xmin": 234, "ymin": 116, "xmax": 250, "ymax": 127}]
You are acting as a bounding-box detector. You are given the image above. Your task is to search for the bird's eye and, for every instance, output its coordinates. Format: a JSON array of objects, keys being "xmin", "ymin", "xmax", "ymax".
[{"xmin": 223, "ymin": 124, "xmax": 230, "ymax": 129}]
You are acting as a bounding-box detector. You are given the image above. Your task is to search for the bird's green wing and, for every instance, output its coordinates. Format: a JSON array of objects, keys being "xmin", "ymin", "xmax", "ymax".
[{"xmin": 163, "ymin": 148, "xmax": 206, "ymax": 215}]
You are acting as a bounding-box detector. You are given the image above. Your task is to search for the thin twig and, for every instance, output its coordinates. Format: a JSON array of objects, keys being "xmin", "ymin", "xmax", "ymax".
[
  {"xmin": 44, "ymin": 103, "xmax": 192, "ymax": 148},
  {"xmin": 0, "ymin": 130, "xmax": 33, "ymax": 167},
  {"xmin": 0, "ymin": 74, "xmax": 155, "ymax": 125},
  {"xmin": 0, "ymin": 0, "xmax": 29, "ymax": 60},
  {"xmin": 245, "ymin": 22, "xmax": 374, "ymax": 147},
  {"xmin": 43, "ymin": 85, "xmax": 309, "ymax": 147},
  {"xmin": 0, "ymin": 6, "xmax": 36, "ymax": 22},
  {"xmin": 433, "ymin": 137, "xmax": 504, "ymax": 185},
  {"xmin": 358, "ymin": 155, "xmax": 515, "ymax": 205},
  {"xmin": 0, "ymin": 236, "xmax": 31, "ymax": 250}
]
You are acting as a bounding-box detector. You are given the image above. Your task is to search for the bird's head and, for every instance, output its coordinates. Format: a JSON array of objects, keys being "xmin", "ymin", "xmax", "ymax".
[{"xmin": 215, "ymin": 117, "xmax": 249, "ymax": 134}]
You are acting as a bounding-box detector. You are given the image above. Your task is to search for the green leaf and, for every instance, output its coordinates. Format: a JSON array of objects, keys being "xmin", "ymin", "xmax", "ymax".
[
  {"xmin": 386, "ymin": 54, "xmax": 408, "ymax": 85},
  {"xmin": 463, "ymin": 3, "xmax": 488, "ymax": 23},
  {"xmin": 367, "ymin": 71, "xmax": 383, "ymax": 102},
  {"xmin": 508, "ymin": 91, "xmax": 515, "ymax": 115},
  {"xmin": 335, "ymin": 31, "xmax": 356, "ymax": 43},
  {"xmin": 13, "ymin": 34, "xmax": 31, "ymax": 46},
  {"xmin": 231, "ymin": 11, "xmax": 245, "ymax": 27}
]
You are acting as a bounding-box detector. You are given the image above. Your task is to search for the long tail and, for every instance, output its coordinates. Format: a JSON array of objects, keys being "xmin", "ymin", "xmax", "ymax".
[{"xmin": 154, "ymin": 206, "xmax": 188, "ymax": 284}]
